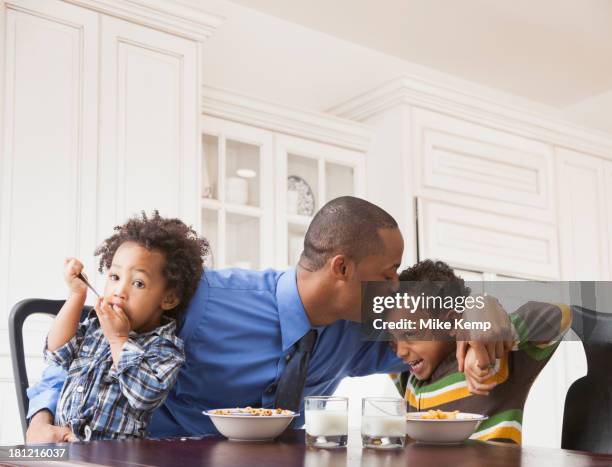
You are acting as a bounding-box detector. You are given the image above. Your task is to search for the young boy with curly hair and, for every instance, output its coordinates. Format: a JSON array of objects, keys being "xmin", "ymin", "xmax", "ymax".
[
  {"xmin": 390, "ymin": 260, "xmax": 572, "ymax": 444},
  {"xmin": 45, "ymin": 211, "xmax": 209, "ymax": 441}
]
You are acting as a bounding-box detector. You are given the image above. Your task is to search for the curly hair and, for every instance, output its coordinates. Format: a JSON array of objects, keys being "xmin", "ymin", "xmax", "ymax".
[
  {"xmin": 94, "ymin": 210, "xmax": 209, "ymax": 323},
  {"xmin": 399, "ymin": 260, "xmax": 470, "ymax": 313}
]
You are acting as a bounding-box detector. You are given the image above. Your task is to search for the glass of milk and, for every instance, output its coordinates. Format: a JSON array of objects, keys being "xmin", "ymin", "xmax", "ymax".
[
  {"xmin": 304, "ymin": 396, "xmax": 348, "ymax": 448},
  {"xmin": 361, "ymin": 397, "xmax": 406, "ymax": 449}
]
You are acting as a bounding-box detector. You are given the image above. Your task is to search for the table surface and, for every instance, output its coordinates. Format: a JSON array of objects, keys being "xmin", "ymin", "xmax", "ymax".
[{"xmin": 2, "ymin": 430, "xmax": 612, "ymax": 467}]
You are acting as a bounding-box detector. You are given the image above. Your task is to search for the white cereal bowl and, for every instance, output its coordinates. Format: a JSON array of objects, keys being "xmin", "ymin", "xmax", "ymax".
[
  {"xmin": 203, "ymin": 409, "xmax": 298, "ymax": 441},
  {"xmin": 405, "ymin": 412, "xmax": 487, "ymax": 444}
]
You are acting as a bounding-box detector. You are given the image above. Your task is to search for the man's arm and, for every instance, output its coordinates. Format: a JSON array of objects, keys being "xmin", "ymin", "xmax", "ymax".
[
  {"xmin": 463, "ymin": 301, "xmax": 572, "ymax": 394},
  {"xmin": 456, "ymin": 295, "xmax": 514, "ymax": 372},
  {"xmin": 25, "ymin": 365, "xmax": 69, "ymax": 443},
  {"xmin": 27, "ymin": 410, "xmax": 72, "ymax": 444},
  {"xmin": 353, "ymin": 341, "xmax": 507, "ymax": 394}
]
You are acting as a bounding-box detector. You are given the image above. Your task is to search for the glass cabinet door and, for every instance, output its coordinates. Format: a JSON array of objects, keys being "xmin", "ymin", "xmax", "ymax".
[
  {"xmin": 276, "ymin": 134, "xmax": 365, "ymax": 268},
  {"xmin": 200, "ymin": 117, "xmax": 273, "ymax": 269}
]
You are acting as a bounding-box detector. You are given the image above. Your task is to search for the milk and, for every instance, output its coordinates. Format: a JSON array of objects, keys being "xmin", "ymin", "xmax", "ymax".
[
  {"xmin": 305, "ymin": 410, "xmax": 348, "ymax": 436},
  {"xmin": 361, "ymin": 415, "xmax": 406, "ymax": 437}
]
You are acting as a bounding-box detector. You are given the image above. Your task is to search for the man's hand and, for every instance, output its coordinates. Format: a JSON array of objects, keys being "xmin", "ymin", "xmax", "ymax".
[
  {"xmin": 456, "ymin": 295, "xmax": 514, "ymax": 371},
  {"xmin": 25, "ymin": 410, "xmax": 71, "ymax": 444},
  {"xmin": 463, "ymin": 346, "xmax": 497, "ymax": 395}
]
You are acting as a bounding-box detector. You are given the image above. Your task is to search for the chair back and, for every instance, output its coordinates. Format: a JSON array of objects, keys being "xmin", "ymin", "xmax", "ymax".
[
  {"xmin": 561, "ymin": 305, "xmax": 612, "ymax": 453},
  {"xmin": 8, "ymin": 299, "xmax": 91, "ymax": 438}
]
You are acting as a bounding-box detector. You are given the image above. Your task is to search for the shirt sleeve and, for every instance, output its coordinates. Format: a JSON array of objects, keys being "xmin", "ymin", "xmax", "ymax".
[
  {"xmin": 43, "ymin": 317, "xmax": 90, "ymax": 370},
  {"xmin": 26, "ymin": 364, "xmax": 67, "ymax": 420},
  {"xmin": 347, "ymin": 341, "xmax": 409, "ymax": 376},
  {"xmin": 509, "ymin": 301, "xmax": 572, "ymax": 360},
  {"xmin": 109, "ymin": 336, "xmax": 185, "ymax": 412}
]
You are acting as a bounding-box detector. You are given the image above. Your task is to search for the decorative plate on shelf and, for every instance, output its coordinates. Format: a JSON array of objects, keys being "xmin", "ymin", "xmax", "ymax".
[{"xmin": 287, "ymin": 175, "xmax": 315, "ymax": 216}]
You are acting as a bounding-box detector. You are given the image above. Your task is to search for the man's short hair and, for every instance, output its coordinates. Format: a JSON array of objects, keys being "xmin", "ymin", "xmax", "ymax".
[{"xmin": 300, "ymin": 196, "xmax": 398, "ymax": 271}]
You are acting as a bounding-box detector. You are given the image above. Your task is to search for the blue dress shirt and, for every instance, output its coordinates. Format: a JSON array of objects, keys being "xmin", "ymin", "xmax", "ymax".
[{"xmin": 27, "ymin": 268, "xmax": 407, "ymax": 437}]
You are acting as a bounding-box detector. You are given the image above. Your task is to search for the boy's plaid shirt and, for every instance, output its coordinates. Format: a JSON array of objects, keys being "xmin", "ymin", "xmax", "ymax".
[{"xmin": 44, "ymin": 310, "xmax": 185, "ymax": 440}]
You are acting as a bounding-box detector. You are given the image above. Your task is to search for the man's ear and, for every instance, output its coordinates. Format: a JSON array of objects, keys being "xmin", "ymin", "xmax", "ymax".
[
  {"xmin": 161, "ymin": 290, "xmax": 180, "ymax": 311},
  {"xmin": 330, "ymin": 254, "xmax": 352, "ymax": 281}
]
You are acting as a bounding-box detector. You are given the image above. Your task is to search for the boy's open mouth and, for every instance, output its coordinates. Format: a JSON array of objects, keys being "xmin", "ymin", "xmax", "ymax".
[{"xmin": 408, "ymin": 358, "xmax": 424, "ymax": 373}]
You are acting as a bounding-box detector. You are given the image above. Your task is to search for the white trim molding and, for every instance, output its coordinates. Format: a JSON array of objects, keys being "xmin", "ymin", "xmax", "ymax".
[
  {"xmin": 60, "ymin": 0, "xmax": 224, "ymax": 42},
  {"xmin": 328, "ymin": 74, "xmax": 612, "ymax": 160},
  {"xmin": 202, "ymin": 84, "xmax": 373, "ymax": 152}
]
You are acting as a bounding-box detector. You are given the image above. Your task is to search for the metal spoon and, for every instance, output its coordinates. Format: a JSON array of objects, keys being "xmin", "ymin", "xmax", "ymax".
[{"xmin": 78, "ymin": 272, "xmax": 100, "ymax": 298}]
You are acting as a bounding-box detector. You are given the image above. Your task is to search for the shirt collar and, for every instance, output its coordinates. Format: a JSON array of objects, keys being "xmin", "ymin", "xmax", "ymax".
[{"xmin": 277, "ymin": 267, "xmax": 313, "ymax": 352}]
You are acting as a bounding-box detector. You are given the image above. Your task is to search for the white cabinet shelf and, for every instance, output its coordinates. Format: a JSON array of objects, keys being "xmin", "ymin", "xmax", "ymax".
[
  {"xmin": 287, "ymin": 214, "xmax": 312, "ymax": 227},
  {"xmin": 201, "ymin": 198, "xmax": 262, "ymax": 218}
]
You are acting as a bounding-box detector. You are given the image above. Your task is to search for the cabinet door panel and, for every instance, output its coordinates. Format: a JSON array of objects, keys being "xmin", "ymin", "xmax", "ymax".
[
  {"xmin": 98, "ymin": 16, "xmax": 198, "ymax": 240},
  {"xmin": 417, "ymin": 199, "xmax": 559, "ymax": 279},
  {"xmin": 556, "ymin": 148, "xmax": 609, "ymax": 280},
  {"xmin": 413, "ymin": 108, "xmax": 554, "ymax": 222},
  {"xmin": 1, "ymin": 0, "xmax": 98, "ymax": 320}
]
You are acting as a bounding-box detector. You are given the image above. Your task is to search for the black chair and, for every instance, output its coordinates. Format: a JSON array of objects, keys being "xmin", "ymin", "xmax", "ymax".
[
  {"xmin": 8, "ymin": 299, "xmax": 91, "ymax": 438},
  {"xmin": 562, "ymin": 305, "xmax": 612, "ymax": 454}
]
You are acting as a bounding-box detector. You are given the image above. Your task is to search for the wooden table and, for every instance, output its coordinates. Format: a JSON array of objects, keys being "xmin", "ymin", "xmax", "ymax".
[{"xmin": 2, "ymin": 430, "xmax": 612, "ymax": 467}]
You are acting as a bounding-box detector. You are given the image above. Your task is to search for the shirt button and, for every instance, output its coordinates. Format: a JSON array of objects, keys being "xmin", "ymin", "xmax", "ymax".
[
  {"xmin": 82, "ymin": 345, "xmax": 89, "ymax": 352},
  {"xmin": 76, "ymin": 386, "xmax": 84, "ymax": 393},
  {"xmin": 285, "ymin": 354, "xmax": 291, "ymax": 362}
]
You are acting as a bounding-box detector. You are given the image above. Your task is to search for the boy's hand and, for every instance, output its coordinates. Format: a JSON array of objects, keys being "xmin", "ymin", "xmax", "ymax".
[
  {"xmin": 456, "ymin": 295, "xmax": 514, "ymax": 371},
  {"xmin": 95, "ymin": 297, "xmax": 130, "ymax": 344},
  {"xmin": 463, "ymin": 347, "xmax": 497, "ymax": 396},
  {"xmin": 64, "ymin": 257, "xmax": 87, "ymax": 296},
  {"xmin": 25, "ymin": 410, "xmax": 72, "ymax": 444}
]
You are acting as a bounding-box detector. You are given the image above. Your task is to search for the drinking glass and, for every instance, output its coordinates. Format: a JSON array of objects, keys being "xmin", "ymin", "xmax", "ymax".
[
  {"xmin": 361, "ymin": 397, "xmax": 406, "ymax": 449},
  {"xmin": 304, "ymin": 396, "xmax": 349, "ymax": 448}
]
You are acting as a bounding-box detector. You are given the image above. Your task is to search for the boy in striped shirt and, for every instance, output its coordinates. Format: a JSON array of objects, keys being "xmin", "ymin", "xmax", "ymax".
[{"xmin": 390, "ymin": 260, "xmax": 571, "ymax": 444}]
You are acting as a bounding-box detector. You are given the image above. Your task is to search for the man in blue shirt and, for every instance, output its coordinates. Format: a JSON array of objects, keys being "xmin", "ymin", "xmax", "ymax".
[{"xmin": 25, "ymin": 197, "xmax": 500, "ymax": 442}]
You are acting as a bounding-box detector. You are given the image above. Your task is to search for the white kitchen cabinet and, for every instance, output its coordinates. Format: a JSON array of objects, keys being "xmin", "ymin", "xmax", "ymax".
[
  {"xmin": 417, "ymin": 199, "xmax": 560, "ymax": 280},
  {"xmin": 555, "ymin": 147, "xmax": 610, "ymax": 280},
  {"xmin": 1, "ymin": 0, "xmax": 101, "ymax": 364},
  {"xmin": 275, "ymin": 134, "xmax": 366, "ymax": 268},
  {"xmin": 412, "ymin": 108, "xmax": 555, "ymax": 223},
  {"xmin": 0, "ymin": 0, "xmax": 219, "ymax": 444},
  {"xmin": 97, "ymin": 15, "xmax": 200, "ymax": 243},
  {"xmin": 201, "ymin": 86, "xmax": 370, "ymax": 270},
  {"xmin": 200, "ymin": 117, "xmax": 274, "ymax": 269},
  {"xmin": 0, "ymin": 0, "xmax": 99, "ymax": 444}
]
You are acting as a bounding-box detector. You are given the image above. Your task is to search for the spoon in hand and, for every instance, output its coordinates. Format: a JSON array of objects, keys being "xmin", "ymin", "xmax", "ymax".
[{"xmin": 78, "ymin": 272, "xmax": 100, "ymax": 298}]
